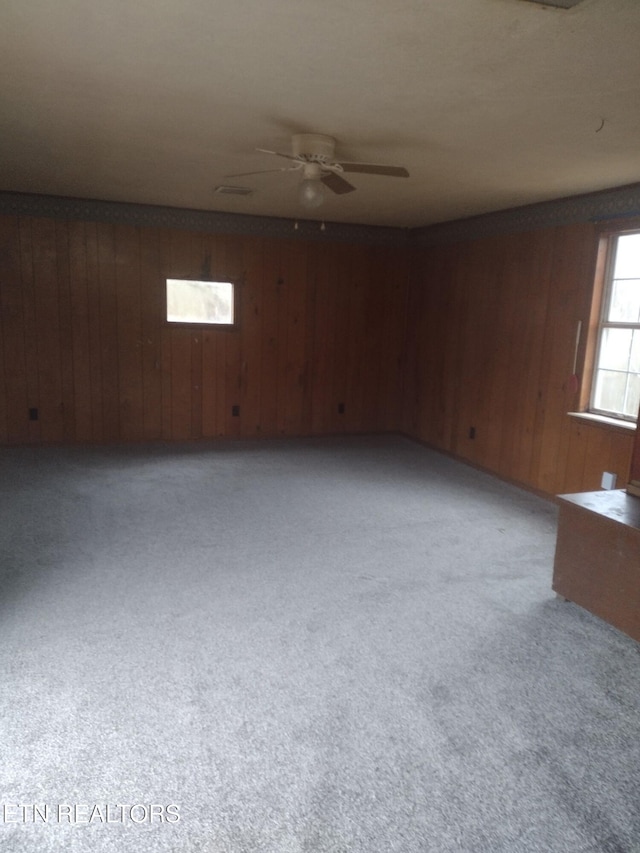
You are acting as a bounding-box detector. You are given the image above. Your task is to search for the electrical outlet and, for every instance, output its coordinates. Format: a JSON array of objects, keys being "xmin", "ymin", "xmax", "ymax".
[
  {"xmin": 469, "ymin": 426, "xmax": 476, "ymax": 439},
  {"xmin": 231, "ymin": 405, "xmax": 240, "ymax": 417},
  {"xmin": 601, "ymin": 471, "xmax": 617, "ymax": 490},
  {"xmin": 338, "ymin": 403, "xmax": 345, "ymax": 415}
]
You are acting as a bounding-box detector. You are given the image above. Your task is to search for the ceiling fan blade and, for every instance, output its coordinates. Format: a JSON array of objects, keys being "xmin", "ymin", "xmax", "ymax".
[
  {"xmin": 321, "ymin": 171, "xmax": 356, "ymax": 195},
  {"xmin": 225, "ymin": 167, "xmax": 296, "ymax": 178},
  {"xmin": 339, "ymin": 162, "xmax": 409, "ymax": 178},
  {"xmin": 256, "ymin": 148, "xmax": 301, "ymax": 163}
]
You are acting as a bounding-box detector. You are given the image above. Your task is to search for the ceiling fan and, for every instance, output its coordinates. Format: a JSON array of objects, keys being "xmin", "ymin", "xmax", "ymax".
[{"xmin": 227, "ymin": 133, "xmax": 409, "ymax": 209}]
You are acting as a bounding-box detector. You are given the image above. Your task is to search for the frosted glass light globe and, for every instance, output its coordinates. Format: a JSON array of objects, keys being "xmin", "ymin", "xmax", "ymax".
[{"xmin": 299, "ymin": 179, "xmax": 325, "ymax": 209}]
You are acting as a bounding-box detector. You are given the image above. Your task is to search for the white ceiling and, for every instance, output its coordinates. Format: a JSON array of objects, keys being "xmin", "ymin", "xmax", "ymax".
[{"xmin": 1, "ymin": 0, "xmax": 639, "ymax": 228}]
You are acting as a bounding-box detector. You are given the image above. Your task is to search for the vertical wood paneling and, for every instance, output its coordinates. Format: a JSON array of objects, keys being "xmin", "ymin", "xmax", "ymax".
[
  {"xmin": 582, "ymin": 426, "xmax": 613, "ymax": 491},
  {"xmin": 511, "ymin": 229, "xmax": 555, "ymax": 486},
  {"xmin": 169, "ymin": 328, "xmax": 192, "ymax": 440},
  {"xmin": 361, "ymin": 248, "xmax": 385, "ymax": 431},
  {"xmin": 160, "ymin": 317, "xmax": 173, "ymax": 441},
  {"xmin": 377, "ymin": 246, "xmax": 408, "ymax": 432},
  {"xmin": 344, "ymin": 244, "xmax": 367, "ymax": 433},
  {"xmin": 310, "ymin": 243, "xmax": 338, "ymax": 434},
  {"xmin": 0, "ymin": 285, "xmax": 6, "ymax": 443},
  {"xmin": 628, "ymin": 423, "xmax": 640, "ymax": 486},
  {"xmin": 405, "ymin": 247, "xmax": 438, "ymax": 443},
  {"xmin": 139, "ymin": 227, "xmax": 163, "ymax": 440},
  {"xmin": 563, "ymin": 420, "xmax": 589, "ymax": 494},
  {"xmin": 493, "ymin": 234, "xmax": 534, "ymax": 477},
  {"xmin": 562, "ymin": 420, "xmax": 634, "ymax": 494},
  {"xmin": 202, "ymin": 234, "xmax": 226, "ymax": 438},
  {"xmin": 0, "ymin": 215, "xmax": 403, "ymax": 453},
  {"xmin": 32, "ymin": 218, "xmax": 65, "ymax": 443},
  {"xmin": 84, "ymin": 222, "xmax": 104, "ymax": 442},
  {"xmin": 440, "ymin": 248, "xmax": 465, "ymax": 451},
  {"xmin": 201, "ymin": 326, "xmax": 219, "ymax": 438},
  {"xmin": 0, "ymin": 243, "xmax": 7, "ymax": 442},
  {"xmin": 259, "ymin": 239, "xmax": 281, "ymax": 436},
  {"xmin": 114, "ymin": 225, "xmax": 145, "ymax": 441},
  {"xmin": 67, "ymin": 221, "xmax": 93, "ymax": 441},
  {"xmin": 330, "ymin": 244, "xmax": 351, "ymax": 433},
  {"xmin": 96, "ymin": 222, "xmax": 120, "ymax": 441},
  {"xmin": 275, "ymin": 251, "xmax": 290, "ymax": 437},
  {"xmin": 55, "ymin": 220, "xmax": 76, "ymax": 442},
  {"xmin": 532, "ymin": 225, "xmax": 596, "ymax": 494},
  {"xmin": 0, "ymin": 216, "xmax": 27, "ymax": 442},
  {"xmin": 300, "ymin": 243, "xmax": 317, "ymax": 436},
  {"xmin": 281, "ymin": 240, "xmax": 308, "ymax": 436},
  {"xmin": 222, "ymin": 236, "xmax": 243, "ymax": 438},
  {"xmin": 200, "ymin": 233, "xmax": 221, "ymax": 440},
  {"xmin": 404, "ymin": 220, "xmax": 634, "ymax": 497},
  {"xmin": 609, "ymin": 430, "xmax": 634, "ymax": 487},
  {"xmin": 189, "ymin": 232, "xmax": 205, "ymax": 441},
  {"xmin": 239, "ymin": 237, "xmax": 264, "ymax": 437},
  {"xmin": 18, "ymin": 217, "xmax": 41, "ymax": 443},
  {"xmin": 0, "ymin": 207, "xmax": 631, "ymax": 502},
  {"xmin": 164, "ymin": 229, "xmax": 193, "ymax": 440}
]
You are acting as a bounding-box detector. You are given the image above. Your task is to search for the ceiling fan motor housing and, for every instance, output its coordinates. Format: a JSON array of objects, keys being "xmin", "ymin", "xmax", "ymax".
[{"xmin": 292, "ymin": 133, "xmax": 336, "ymax": 164}]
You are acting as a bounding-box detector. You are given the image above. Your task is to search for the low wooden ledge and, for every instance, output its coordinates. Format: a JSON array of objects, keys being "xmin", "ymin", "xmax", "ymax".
[{"xmin": 552, "ymin": 489, "xmax": 640, "ymax": 643}]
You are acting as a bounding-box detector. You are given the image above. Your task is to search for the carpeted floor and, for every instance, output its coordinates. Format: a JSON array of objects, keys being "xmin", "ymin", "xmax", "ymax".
[{"xmin": 1, "ymin": 435, "xmax": 639, "ymax": 853}]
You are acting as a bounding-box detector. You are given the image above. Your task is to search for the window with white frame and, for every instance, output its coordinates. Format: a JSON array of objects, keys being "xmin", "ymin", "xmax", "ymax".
[
  {"xmin": 166, "ymin": 279, "xmax": 235, "ymax": 326},
  {"xmin": 591, "ymin": 231, "xmax": 640, "ymax": 421}
]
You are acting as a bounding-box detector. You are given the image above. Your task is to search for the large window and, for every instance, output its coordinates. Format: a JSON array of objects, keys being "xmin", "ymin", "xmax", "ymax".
[
  {"xmin": 166, "ymin": 279, "xmax": 235, "ymax": 326},
  {"xmin": 591, "ymin": 232, "xmax": 640, "ymax": 421}
]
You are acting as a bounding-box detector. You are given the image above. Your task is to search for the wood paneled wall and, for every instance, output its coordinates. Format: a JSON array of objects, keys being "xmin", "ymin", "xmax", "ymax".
[
  {"xmin": 0, "ymin": 215, "xmax": 408, "ymax": 445},
  {"xmin": 402, "ymin": 223, "xmax": 635, "ymax": 496},
  {"xmin": 1, "ymin": 209, "xmax": 635, "ymax": 498}
]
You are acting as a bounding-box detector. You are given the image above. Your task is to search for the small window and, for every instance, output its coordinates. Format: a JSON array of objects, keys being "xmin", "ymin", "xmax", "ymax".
[
  {"xmin": 166, "ymin": 279, "xmax": 235, "ymax": 325},
  {"xmin": 591, "ymin": 232, "xmax": 640, "ymax": 421}
]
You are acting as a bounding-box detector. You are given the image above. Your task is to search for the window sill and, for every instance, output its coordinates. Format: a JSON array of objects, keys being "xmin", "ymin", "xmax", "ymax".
[{"xmin": 568, "ymin": 411, "xmax": 637, "ymax": 433}]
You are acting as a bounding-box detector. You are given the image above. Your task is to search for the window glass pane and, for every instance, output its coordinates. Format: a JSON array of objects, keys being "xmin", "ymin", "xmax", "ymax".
[
  {"xmin": 598, "ymin": 327, "xmax": 633, "ymax": 371},
  {"xmin": 608, "ymin": 278, "xmax": 640, "ymax": 323},
  {"xmin": 630, "ymin": 330, "xmax": 640, "ymax": 373},
  {"xmin": 590, "ymin": 232, "xmax": 640, "ymax": 422},
  {"xmin": 593, "ymin": 369, "xmax": 627, "ymax": 414},
  {"xmin": 624, "ymin": 373, "xmax": 640, "ymax": 418},
  {"xmin": 166, "ymin": 280, "xmax": 234, "ymax": 325},
  {"xmin": 613, "ymin": 233, "xmax": 640, "ymax": 280}
]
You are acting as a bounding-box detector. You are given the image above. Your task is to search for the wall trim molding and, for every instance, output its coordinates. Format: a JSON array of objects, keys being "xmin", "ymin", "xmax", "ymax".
[
  {"xmin": 2, "ymin": 182, "xmax": 640, "ymax": 247},
  {"xmin": 412, "ymin": 182, "xmax": 640, "ymax": 246},
  {"xmin": 0, "ymin": 191, "xmax": 409, "ymax": 247}
]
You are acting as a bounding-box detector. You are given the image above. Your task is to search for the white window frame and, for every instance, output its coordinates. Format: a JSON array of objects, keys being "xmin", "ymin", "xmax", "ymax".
[
  {"xmin": 166, "ymin": 279, "xmax": 236, "ymax": 327},
  {"xmin": 590, "ymin": 230, "xmax": 640, "ymax": 423}
]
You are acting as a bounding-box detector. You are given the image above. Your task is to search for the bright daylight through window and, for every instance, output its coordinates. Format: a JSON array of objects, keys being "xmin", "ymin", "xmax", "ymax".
[
  {"xmin": 591, "ymin": 232, "xmax": 640, "ymax": 421},
  {"xmin": 166, "ymin": 279, "xmax": 234, "ymax": 326}
]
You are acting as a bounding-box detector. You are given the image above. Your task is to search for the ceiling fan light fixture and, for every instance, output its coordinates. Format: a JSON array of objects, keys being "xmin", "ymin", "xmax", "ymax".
[{"xmin": 299, "ymin": 178, "xmax": 325, "ymax": 209}]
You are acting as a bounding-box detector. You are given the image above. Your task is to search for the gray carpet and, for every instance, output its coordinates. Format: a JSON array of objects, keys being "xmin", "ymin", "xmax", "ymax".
[{"xmin": 1, "ymin": 435, "xmax": 639, "ymax": 853}]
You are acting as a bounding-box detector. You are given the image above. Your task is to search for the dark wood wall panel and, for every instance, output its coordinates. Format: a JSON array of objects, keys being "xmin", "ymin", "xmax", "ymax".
[
  {"xmin": 139, "ymin": 227, "xmax": 163, "ymax": 441},
  {"xmin": 1, "ymin": 216, "xmax": 27, "ymax": 443},
  {"xmin": 630, "ymin": 420, "xmax": 640, "ymax": 487},
  {"xmin": 3, "ymin": 208, "xmax": 634, "ymax": 499},
  {"xmin": 33, "ymin": 218, "xmax": 66, "ymax": 443},
  {"xmin": 84, "ymin": 223, "xmax": 104, "ymax": 442},
  {"xmin": 0, "ymin": 215, "xmax": 407, "ymax": 447},
  {"xmin": 403, "ymin": 222, "xmax": 635, "ymax": 496},
  {"xmin": 67, "ymin": 221, "xmax": 93, "ymax": 442},
  {"xmin": 96, "ymin": 223, "xmax": 120, "ymax": 441},
  {"xmin": 19, "ymin": 219, "xmax": 41, "ymax": 444}
]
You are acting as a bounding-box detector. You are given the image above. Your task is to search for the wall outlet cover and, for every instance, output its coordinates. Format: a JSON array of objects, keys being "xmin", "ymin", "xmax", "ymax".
[{"xmin": 601, "ymin": 471, "xmax": 617, "ymax": 490}]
